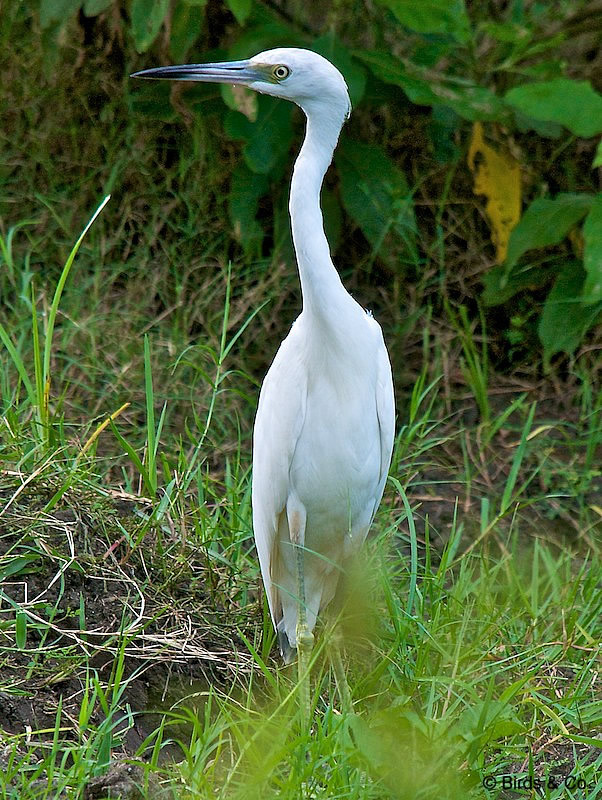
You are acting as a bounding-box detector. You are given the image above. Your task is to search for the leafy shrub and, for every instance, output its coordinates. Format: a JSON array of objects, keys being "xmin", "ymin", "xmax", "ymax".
[{"xmin": 27, "ymin": 0, "xmax": 602, "ymax": 362}]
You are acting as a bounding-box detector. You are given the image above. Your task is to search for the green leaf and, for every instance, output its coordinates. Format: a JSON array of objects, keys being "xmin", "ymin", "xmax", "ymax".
[
  {"xmin": 513, "ymin": 109, "xmax": 563, "ymax": 139},
  {"xmin": 226, "ymin": 17, "xmax": 300, "ymax": 61},
  {"xmin": 312, "ymin": 33, "xmax": 366, "ymax": 107},
  {"xmin": 428, "ymin": 106, "xmax": 461, "ymax": 164},
  {"xmin": 40, "ymin": 0, "xmax": 82, "ymax": 28},
  {"xmin": 505, "ymin": 194, "xmax": 594, "ymax": 271},
  {"xmin": 322, "ymin": 188, "xmax": 343, "ymax": 253},
  {"xmin": 482, "ymin": 263, "xmax": 553, "ymax": 306},
  {"xmin": 506, "ymin": 79, "xmax": 602, "ymax": 138},
  {"xmin": 593, "ymin": 139, "xmax": 602, "ymax": 168},
  {"xmin": 224, "ymin": 95, "xmax": 293, "ymax": 175},
  {"xmin": 226, "ymin": 0, "xmax": 251, "ymax": 24},
  {"xmin": 169, "ymin": 0, "xmax": 205, "ymax": 62},
  {"xmin": 481, "ymin": 21, "xmax": 531, "ymax": 45},
  {"xmin": 83, "ymin": 0, "xmax": 113, "ymax": 14},
  {"xmin": 336, "ymin": 138, "xmax": 416, "ymax": 255},
  {"xmin": 15, "ymin": 610, "xmax": 27, "ymax": 650},
  {"xmin": 130, "ymin": 0, "xmax": 169, "ymax": 53},
  {"xmin": 228, "ymin": 164, "xmax": 269, "ymax": 254},
  {"xmin": 0, "ymin": 555, "xmax": 40, "ymax": 581},
  {"xmin": 376, "ymin": 0, "xmax": 471, "ymax": 43},
  {"xmin": 582, "ymin": 195, "xmax": 602, "ymax": 304},
  {"xmin": 356, "ymin": 51, "xmax": 504, "ymax": 122},
  {"xmin": 538, "ymin": 263, "xmax": 602, "ymax": 359}
]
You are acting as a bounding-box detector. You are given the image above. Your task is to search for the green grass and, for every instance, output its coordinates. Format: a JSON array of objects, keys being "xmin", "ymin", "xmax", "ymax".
[{"xmin": 1, "ymin": 206, "xmax": 601, "ymax": 799}]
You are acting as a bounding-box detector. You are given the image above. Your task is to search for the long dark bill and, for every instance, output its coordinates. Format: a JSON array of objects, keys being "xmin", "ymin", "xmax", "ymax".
[{"xmin": 131, "ymin": 60, "xmax": 264, "ymax": 84}]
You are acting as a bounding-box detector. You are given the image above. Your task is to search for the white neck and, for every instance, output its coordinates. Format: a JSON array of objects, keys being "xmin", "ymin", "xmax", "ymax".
[{"xmin": 289, "ymin": 106, "xmax": 349, "ymax": 316}]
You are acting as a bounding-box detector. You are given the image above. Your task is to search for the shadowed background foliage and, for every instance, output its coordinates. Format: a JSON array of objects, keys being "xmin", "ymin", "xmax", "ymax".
[{"xmin": 3, "ymin": 0, "xmax": 602, "ymax": 383}]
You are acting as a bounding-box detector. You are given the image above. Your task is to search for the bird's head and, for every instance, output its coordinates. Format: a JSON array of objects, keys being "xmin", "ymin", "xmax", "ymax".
[{"xmin": 132, "ymin": 47, "xmax": 351, "ymax": 122}]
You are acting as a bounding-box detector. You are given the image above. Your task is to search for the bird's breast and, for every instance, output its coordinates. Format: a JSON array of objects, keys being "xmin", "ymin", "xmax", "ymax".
[{"xmin": 288, "ymin": 358, "xmax": 382, "ymax": 529}]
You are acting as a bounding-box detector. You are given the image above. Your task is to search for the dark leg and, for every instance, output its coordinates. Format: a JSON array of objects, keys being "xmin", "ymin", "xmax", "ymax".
[
  {"xmin": 295, "ymin": 540, "xmax": 314, "ymax": 723},
  {"xmin": 329, "ymin": 624, "xmax": 351, "ymax": 711}
]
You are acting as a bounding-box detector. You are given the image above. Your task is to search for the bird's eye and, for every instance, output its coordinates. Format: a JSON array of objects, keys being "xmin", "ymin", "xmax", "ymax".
[{"xmin": 272, "ymin": 65, "xmax": 291, "ymax": 81}]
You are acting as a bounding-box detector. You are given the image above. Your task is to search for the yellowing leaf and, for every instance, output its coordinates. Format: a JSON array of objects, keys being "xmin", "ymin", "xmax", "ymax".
[
  {"xmin": 468, "ymin": 122, "xmax": 521, "ymax": 263},
  {"xmin": 220, "ymin": 85, "xmax": 258, "ymax": 120},
  {"xmin": 228, "ymin": 85, "xmax": 257, "ymax": 121}
]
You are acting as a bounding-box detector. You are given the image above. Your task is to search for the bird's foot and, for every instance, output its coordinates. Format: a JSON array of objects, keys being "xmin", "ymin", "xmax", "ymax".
[
  {"xmin": 296, "ymin": 624, "xmax": 314, "ymax": 727},
  {"xmin": 329, "ymin": 636, "xmax": 351, "ymax": 712},
  {"xmin": 296, "ymin": 626, "xmax": 314, "ymax": 653}
]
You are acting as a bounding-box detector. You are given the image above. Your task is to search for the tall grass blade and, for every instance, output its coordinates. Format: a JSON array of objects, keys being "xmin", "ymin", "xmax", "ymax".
[
  {"xmin": 42, "ymin": 195, "xmax": 110, "ymax": 445},
  {"xmin": 389, "ymin": 476, "xmax": 418, "ymax": 618},
  {"xmin": 501, "ymin": 401, "xmax": 536, "ymax": 514},
  {"xmin": 0, "ymin": 320, "xmax": 35, "ymax": 407},
  {"xmin": 143, "ymin": 333, "xmax": 157, "ymax": 496}
]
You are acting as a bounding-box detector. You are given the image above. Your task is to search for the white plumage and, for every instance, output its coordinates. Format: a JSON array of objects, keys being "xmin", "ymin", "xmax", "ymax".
[{"xmin": 133, "ymin": 48, "xmax": 395, "ymax": 664}]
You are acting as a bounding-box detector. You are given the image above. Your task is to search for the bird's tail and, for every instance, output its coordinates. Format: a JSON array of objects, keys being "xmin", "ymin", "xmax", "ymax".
[{"xmin": 277, "ymin": 622, "xmax": 296, "ymax": 664}]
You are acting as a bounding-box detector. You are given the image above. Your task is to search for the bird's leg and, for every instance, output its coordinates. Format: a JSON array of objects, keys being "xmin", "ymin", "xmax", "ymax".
[
  {"xmin": 329, "ymin": 625, "xmax": 351, "ymax": 712},
  {"xmin": 295, "ymin": 540, "xmax": 314, "ymax": 723}
]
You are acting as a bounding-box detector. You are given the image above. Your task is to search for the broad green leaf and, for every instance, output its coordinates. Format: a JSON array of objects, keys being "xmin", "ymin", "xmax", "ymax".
[
  {"xmin": 538, "ymin": 263, "xmax": 601, "ymax": 359},
  {"xmin": 356, "ymin": 51, "xmax": 504, "ymax": 122},
  {"xmin": 226, "ymin": 0, "xmax": 251, "ymax": 24},
  {"xmin": 582, "ymin": 195, "xmax": 602, "ymax": 304},
  {"xmin": 322, "ymin": 188, "xmax": 343, "ymax": 253},
  {"xmin": 83, "ymin": 0, "xmax": 113, "ymax": 14},
  {"xmin": 224, "ymin": 95, "xmax": 293, "ymax": 175},
  {"xmin": 169, "ymin": 0, "xmax": 205, "ymax": 62},
  {"xmin": 481, "ymin": 21, "xmax": 530, "ymax": 45},
  {"xmin": 312, "ymin": 33, "xmax": 366, "ymax": 107},
  {"xmin": 482, "ymin": 263, "xmax": 558, "ymax": 306},
  {"xmin": 130, "ymin": 0, "xmax": 169, "ymax": 53},
  {"xmin": 40, "ymin": 0, "xmax": 81, "ymax": 28},
  {"xmin": 513, "ymin": 109, "xmax": 563, "ymax": 139},
  {"xmin": 229, "ymin": 164, "xmax": 269, "ymax": 254},
  {"xmin": 506, "ymin": 79, "xmax": 602, "ymax": 138},
  {"xmin": 336, "ymin": 138, "xmax": 416, "ymax": 255},
  {"xmin": 505, "ymin": 194, "xmax": 594, "ymax": 271},
  {"xmin": 377, "ymin": 0, "xmax": 471, "ymax": 43},
  {"xmin": 224, "ymin": 3, "xmax": 301, "ymax": 70},
  {"xmin": 227, "ymin": 20, "xmax": 301, "ymax": 61},
  {"xmin": 356, "ymin": 50, "xmax": 432, "ymax": 101},
  {"xmin": 412, "ymin": 38, "xmax": 456, "ymax": 69}
]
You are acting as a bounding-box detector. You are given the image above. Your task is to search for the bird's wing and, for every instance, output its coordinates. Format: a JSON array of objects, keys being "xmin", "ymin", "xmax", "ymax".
[
  {"xmin": 251, "ymin": 322, "xmax": 307, "ymax": 627},
  {"xmin": 373, "ymin": 332, "xmax": 395, "ymax": 515}
]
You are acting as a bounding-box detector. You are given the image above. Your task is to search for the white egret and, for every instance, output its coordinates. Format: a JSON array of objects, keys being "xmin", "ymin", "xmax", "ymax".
[{"xmin": 133, "ymin": 49, "xmax": 395, "ymax": 704}]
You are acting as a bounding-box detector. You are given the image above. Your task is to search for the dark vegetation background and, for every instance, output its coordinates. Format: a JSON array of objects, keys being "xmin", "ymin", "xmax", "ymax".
[
  {"xmin": 0, "ymin": 2, "xmax": 601, "ymax": 797},
  {"xmin": 2, "ymin": 1, "xmax": 601, "ymax": 453}
]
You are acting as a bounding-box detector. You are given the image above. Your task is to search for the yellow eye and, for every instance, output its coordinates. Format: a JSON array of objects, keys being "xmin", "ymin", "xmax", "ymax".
[{"xmin": 273, "ymin": 65, "xmax": 291, "ymax": 81}]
